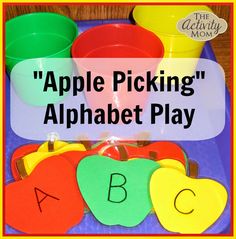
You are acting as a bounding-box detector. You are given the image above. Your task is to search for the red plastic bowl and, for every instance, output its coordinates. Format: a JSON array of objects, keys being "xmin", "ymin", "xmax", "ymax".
[
  {"xmin": 71, "ymin": 24, "xmax": 164, "ymax": 117},
  {"xmin": 72, "ymin": 24, "xmax": 164, "ymax": 58}
]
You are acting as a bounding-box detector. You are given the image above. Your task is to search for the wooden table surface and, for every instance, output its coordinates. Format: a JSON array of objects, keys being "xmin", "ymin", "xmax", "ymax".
[{"xmin": 5, "ymin": 4, "xmax": 232, "ymax": 92}]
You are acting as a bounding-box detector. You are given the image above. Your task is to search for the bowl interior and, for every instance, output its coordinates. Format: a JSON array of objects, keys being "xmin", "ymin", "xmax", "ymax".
[
  {"xmin": 6, "ymin": 13, "xmax": 78, "ymax": 59},
  {"xmin": 72, "ymin": 24, "xmax": 164, "ymax": 58}
]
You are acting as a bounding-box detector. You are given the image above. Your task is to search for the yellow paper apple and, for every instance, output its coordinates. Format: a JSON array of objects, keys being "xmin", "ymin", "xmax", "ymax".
[
  {"xmin": 150, "ymin": 168, "xmax": 227, "ymax": 234},
  {"xmin": 158, "ymin": 159, "xmax": 186, "ymax": 174},
  {"xmin": 129, "ymin": 158, "xmax": 186, "ymax": 174},
  {"xmin": 37, "ymin": 140, "xmax": 68, "ymax": 152},
  {"xmin": 16, "ymin": 141, "xmax": 86, "ymax": 178}
]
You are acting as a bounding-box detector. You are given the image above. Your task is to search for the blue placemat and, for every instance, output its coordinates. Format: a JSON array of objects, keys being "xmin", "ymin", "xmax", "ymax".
[{"xmin": 5, "ymin": 19, "xmax": 231, "ymax": 235}]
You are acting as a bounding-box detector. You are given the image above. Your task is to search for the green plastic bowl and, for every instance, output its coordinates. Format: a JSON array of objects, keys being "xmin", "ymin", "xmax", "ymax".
[{"xmin": 6, "ymin": 12, "xmax": 78, "ymax": 72}]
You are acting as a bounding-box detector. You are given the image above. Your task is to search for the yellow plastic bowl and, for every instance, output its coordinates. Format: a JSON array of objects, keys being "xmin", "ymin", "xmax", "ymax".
[{"xmin": 133, "ymin": 5, "xmax": 212, "ymax": 58}]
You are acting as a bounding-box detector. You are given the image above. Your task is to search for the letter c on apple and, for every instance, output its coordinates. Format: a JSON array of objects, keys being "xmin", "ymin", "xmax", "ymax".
[{"xmin": 174, "ymin": 188, "xmax": 195, "ymax": 215}]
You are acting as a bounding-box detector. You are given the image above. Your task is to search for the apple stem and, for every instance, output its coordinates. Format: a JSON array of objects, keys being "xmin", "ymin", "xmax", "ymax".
[
  {"xmin": 99, "ymin": 144, "xmax": 128, "ymax": 161},
  {"xmin": 16, "ymin": 158, "xmax": 28, "ymax": 179},
  {"xmin": 115, "ymin": 145, "xmax": 128, "ymax": 161},
  {"xmin": 47, "ymin": 132, "xmax": 59, "ymax": 152},
  {"xmin": 137, "ymin": 140, "xmax": 150, "ymax": 147},
  {"xmin": 77, "ymin": 140, "xmax": 92, "ymax": 150},
  {"xmin": 48, "ymin": 141, "xmax": 54, "ymax": 152},
  {"xmin": 149, "ymin": 151, "xmax": 157, "ymax": 161},
  {"xmin": 188, "ymin": 159, "xmax": 199, "ymax": 178}
]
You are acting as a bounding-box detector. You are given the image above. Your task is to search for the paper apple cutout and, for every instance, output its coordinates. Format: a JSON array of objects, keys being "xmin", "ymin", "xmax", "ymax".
[
  {"xmin": 37, "ymin": 140, "xmax": 68, "ymax": 152},
  {"xmin": 11, "ymin": 144, "xmax": 40, "ymax": 180},
  {"xmin": 150, "ymin": 168, "xmax": 227, "ymax": 234},
  {"xmin": 12, "ymin": 141, "xmax": 86, "ymax": 179},
  {"xmin": 77, "ymin": 155, "xmax": 160, "ymax": 227},
  {"xmin": 97, "ymin": 141, "xmax": 188, "ymax": 174},
  {"xmin": 6, "ymin": 155, "xmax": 84, "ymax": 234},
  {"xmin": 158, "ymin": 158, "xmax": 186, "ymax": 174}
]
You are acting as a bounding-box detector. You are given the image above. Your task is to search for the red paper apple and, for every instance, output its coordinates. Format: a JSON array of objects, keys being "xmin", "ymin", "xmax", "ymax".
[
  {"xmin": 5, "ymin": 155, "xmax": 84, "ymax": 234},
  {"xmin": 92, "ymin": 141, "xmax": 187, "ymax": 169}
]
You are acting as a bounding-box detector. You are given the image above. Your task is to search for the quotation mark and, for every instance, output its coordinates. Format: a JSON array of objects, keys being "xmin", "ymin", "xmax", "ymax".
[
  {"xmin": 195, "ymin": 71, "xmax": 205, "ymax": 80},
  {"xmin": 34, "ymin": 71, "xmax": 43, "ymax": 80}
]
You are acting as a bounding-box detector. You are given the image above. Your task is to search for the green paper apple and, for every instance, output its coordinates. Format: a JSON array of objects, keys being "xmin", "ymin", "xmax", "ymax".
[{"xmin": 77, "ymin": 155, "xmax": 160, "ymax": 227}]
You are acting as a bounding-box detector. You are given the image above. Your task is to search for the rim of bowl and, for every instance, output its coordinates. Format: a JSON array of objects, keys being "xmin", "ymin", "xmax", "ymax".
[
  {"xmin": 6, "ymin": 12, "xmax": 78, "ymax": 60},
  {"xmin": 132, "ymin": 6, "xmax": 213, "ymax": 37},
  {"xmin": 71, "ymin": 23, "xmax": 164, "ymax": 58}
]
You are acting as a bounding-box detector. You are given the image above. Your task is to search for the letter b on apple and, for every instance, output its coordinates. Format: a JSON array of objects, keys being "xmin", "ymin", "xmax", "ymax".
[
  {"xmin": 108, "ymin": 173, "xmax": 127, "ymax": 203},
  {"xmin": 77, "ymin": 155, "xmax": 160, "ymax": 227}
]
